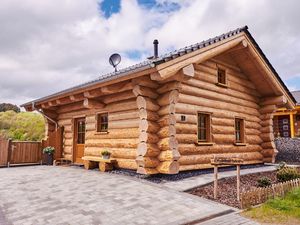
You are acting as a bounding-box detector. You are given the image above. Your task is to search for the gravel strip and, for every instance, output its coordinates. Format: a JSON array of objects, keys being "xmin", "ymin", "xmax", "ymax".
[{"xmin": 108, "ymin": 164, "xmax": 271, "ymax": 183}]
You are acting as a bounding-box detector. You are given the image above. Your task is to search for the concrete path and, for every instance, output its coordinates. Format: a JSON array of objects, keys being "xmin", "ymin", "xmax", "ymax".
[
  {"xmin": 0, "ymin": 166, "xmax": 235, "ymax": 225},
  {"xmin": 198, "ymin": 212, "xmax": 260, "ymax": 225},
  {"xmin": 160, "ymin": 166, "xmax": 277, "ymax": 191}
]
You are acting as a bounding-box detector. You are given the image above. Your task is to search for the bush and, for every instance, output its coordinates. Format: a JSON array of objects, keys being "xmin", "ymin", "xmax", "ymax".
[
  {"xmin": 0, "ymin": 111, "xmax": 45, "ymax": 141},
  {"xmin": 43, "ymin": 146, "xmax": 55, "ymax": 155},
  {"xmin": 277, "ymin": 167, "xmax": 300, "ymax": 182},
  {"xmin": 101, "ymin": 150, "xmax": 111, "ymax": 156},
  {"xmin": 257, "ymin": 177, "xmax": 272, "ymax": 187}
]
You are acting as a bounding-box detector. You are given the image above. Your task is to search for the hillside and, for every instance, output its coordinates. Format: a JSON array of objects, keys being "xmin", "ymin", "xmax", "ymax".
[{"xmin": 0, "ymin": 110, "xmax": 45, "ymax": 141}]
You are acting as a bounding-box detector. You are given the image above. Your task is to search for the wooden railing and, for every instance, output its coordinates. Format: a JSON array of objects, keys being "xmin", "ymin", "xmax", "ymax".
[{"xmin": 240, "ymin": 178, "xmax": 300, "ymax": 209}]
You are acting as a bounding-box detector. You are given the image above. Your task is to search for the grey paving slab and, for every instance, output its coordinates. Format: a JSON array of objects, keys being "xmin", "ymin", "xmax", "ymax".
[
  {"xmin": 198, "ymin": 212, "xmax": 261, "ymax": 225},
  {"xmin": 0, "ymin": 166, "xmax": 234, "ymax": 225},
  {"xmin": 160, "ymin": 166, "xmax": 277, "ymax": 191}
]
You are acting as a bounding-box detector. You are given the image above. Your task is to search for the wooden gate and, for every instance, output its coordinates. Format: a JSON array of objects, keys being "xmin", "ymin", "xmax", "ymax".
[
  {"xmin": 0, "ymin": 127, "xmax": 64, "ymax": 167},
  {"xmin": 10, "ymin": 141, "xmax": 42, "ymax": 165}
]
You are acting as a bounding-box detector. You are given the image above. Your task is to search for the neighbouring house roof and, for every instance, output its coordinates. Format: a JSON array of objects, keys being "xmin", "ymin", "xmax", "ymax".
[
  {"xmin": 21, "ymin": 25, "xmax": 296, "ymax": 107},
  {"xmin": 291, "ymin": 91, "xmax": 300, "ymax": 104}
]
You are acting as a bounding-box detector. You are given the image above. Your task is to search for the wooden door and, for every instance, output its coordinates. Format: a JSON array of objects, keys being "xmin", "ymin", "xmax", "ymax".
[{"xmin": 74, "ymin": 118, "xmax": 86, "ymax": 164}]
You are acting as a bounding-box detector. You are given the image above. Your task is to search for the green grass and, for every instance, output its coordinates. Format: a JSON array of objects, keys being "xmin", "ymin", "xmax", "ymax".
[{"xmin": 242, "ymin": 188, "xmax": 300, "ymax": 224}]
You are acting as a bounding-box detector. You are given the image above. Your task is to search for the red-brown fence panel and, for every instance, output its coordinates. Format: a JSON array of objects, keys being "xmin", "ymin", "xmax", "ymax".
[
  {"xmin": 0, "ymin": 138, "xmax": 10, "ymax": 167},
  {"xmin": 9, "ymin": 141, "xmax": 42, "ymax": 165}
]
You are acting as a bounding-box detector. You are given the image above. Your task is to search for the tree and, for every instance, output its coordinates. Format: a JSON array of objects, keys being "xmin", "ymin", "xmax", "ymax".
[
  {"xmin": 0, "ymin": 111, "xmax": 45, "ymax": 141},
  {"xmin": 0, "ymin": 103, "xmax": 20, "ymax": 113}
]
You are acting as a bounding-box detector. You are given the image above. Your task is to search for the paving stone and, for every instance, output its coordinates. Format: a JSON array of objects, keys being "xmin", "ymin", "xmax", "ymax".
[
  {"xmin": 198, "ymin": 213, "xmax": 260, "ymax": 225},
  {"xmin": 0, "ymin": 166, "xmax": 248, "ymax": 225}
]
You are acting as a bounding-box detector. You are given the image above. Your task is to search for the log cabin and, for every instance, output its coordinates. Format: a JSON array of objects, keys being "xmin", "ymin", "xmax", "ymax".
[{"xmin": 22, "ymin": 26, "xmax": 296, "ymax": 174}]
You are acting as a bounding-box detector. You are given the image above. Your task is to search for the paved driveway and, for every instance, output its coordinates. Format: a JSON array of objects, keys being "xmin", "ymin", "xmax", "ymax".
[{"xmin": 0, "ymin": 166, "xmax": 233, "ymax": 225}]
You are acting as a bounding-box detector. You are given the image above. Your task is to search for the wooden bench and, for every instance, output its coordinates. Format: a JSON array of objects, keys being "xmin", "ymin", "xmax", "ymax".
[{"xmin": 82, "ymin": 156, "xmax": 117, "ymax": 172}]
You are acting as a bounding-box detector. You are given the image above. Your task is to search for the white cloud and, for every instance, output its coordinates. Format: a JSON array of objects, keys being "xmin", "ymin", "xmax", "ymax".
[{"xmin": 0, "ymin": 0, "xmax": 300, "ymax": 107}]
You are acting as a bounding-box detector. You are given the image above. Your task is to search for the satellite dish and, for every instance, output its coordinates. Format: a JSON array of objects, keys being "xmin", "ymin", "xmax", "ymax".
[{"xmin": 109, "ymin": 53, "xmax": 121, "ymax": 72}]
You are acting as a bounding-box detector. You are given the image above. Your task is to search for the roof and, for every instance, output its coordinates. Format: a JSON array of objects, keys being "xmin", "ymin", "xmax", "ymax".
[
  {"xmin": 22, "ymin": 25, "xmax": 296, "ymax": 107},
  {"xmin": 291, "ymin": 91, "xmax": 300, "ymax": 104}
]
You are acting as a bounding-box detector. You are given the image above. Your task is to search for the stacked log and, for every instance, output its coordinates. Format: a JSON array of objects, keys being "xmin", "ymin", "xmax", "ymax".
[
  {"xmin": 259, "ymin": 96, "xmax": 286, "ymax": 163},
  {"xmin": 56, "ymin": 89, "xmax": 141, "ymax": 169},
  {"xmin": 156, "ymin": 82, "xmax": 181, "ymax": 174},
  {"xmin": 174, "ymin": 59, "xmax": 264, "ymax": 171},
  {"xmin": 133, "ymin": 84, "xmax": 160, "ymax": 174}
]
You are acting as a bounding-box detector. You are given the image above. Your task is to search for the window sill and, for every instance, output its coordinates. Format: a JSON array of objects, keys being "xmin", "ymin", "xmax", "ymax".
[
  {"xmin": 234, "ymin": 142, "xmax": 247, "ymax": 146},
  {"xmin": 95, "ymin": 131, "xmax": 109, "ymax": 135},
  {"xmin": 215, "ymin": 83, "xmax": 228, "ymax": 88},
  {"xmin": 195, "ymin": 142, "xmax": 214, "ymax": 146}
]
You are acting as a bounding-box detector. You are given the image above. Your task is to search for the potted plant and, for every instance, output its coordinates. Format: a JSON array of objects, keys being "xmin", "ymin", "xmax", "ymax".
[
  {"xmin": 101, "ymin": 150, "xmax": 111, "ymax": 159},
  {"xmin": 43, "ymin": 146, "xmax": 55, "ymax": 165}
]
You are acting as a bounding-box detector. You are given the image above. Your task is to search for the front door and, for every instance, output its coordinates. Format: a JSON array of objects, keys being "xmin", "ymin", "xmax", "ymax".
[{"xmin": 74, "ymin": 117, "xmax": 85, "ymax": 164}]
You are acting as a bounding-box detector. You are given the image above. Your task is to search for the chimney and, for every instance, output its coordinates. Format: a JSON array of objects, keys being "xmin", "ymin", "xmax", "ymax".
[{"xmin": 153, "ymin": 39, "xmax": 159, "ymax": 59}]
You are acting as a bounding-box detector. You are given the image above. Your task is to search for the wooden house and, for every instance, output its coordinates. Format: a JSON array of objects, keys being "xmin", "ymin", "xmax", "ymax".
[
  {"xmin": 22, "ymin": 26, "xmax": 296, "ymax": 174},
  {"xmin": 273, "ymin": 91, "xmax": 300, "ymax": 138}
]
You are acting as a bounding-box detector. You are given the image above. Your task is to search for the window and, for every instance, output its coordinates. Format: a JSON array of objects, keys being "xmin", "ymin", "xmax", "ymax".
[
  {"xmin": 197, "ymin": 113, "xmax": 211, "ymax": 142},
  {"xmin": 181, "ymin": 115, "xmax": 186, "ymax": 122},
  {"xmin": 217, "ymin": 68, "xmax": 226, "ymax": 85},
  {"xmin": 235, "ymin": 118, "xmax": 245, "ymax": 143},
  {"xmin": 77, "ymin": 119, "xmax": 85, "ymax": 144},
  {"xmin": 97, "ymin": 113, "xmax": 108, "ymax": 132}
]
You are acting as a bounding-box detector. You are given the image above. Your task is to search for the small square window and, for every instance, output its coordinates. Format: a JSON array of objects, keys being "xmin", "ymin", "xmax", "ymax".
[
  {"xmin": 181, "ymin": 115, "xmax": 186, "ymax": 122},
  {"xmin": 217, "ymin": 68, "xmax": 226, "ymax": 85},
  {"xmin": 97, "ymin": 113, "xmax": 108, "ymax": 132}
]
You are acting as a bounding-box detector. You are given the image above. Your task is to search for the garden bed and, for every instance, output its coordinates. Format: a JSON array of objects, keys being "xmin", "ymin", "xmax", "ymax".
[{"xmin": 188, "ymin": 170, "xmax": 278, "ymax": 208}]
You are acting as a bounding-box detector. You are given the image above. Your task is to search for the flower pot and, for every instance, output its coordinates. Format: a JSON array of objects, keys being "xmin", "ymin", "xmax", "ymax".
[
  {"xmin": 102, "ymin": 155, "xmax": 110, "ymax": 160},
  {"xmin": 44, "ymin": 153, "xmax": 54, "ymax": 165}
]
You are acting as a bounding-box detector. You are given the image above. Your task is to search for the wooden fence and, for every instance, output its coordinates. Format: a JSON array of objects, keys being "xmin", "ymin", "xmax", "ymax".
[
  {"xmin": 240, "ymin": 178, "xmax": 300, "ymax": 209},
  {"xmin": 0, "ymin": 128, "xmax": 64, "ymax": 167},
  {"xmin": 0, "ymin": 138, "xmax": 42, "ymax": 167}
]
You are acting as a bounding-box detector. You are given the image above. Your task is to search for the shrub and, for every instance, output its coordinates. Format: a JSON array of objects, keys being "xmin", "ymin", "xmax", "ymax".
[
  {"xmin": 257, "ymin": 177, "xmax": 272, "ymax": 187},
  {"xmin": 101, "ymin": 150, "xmax": 111, "ymax": 156},
  {"xmin": 43, "ymin": 146, "xmax": 55, "ymax": 155},
  {"xmin": 277, "ymin": 167, "xmax": 300, "ymax": 182}
]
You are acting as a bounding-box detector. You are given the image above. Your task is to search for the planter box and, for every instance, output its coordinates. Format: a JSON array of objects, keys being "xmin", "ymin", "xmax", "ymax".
[{"xmin": 44, "ymin": 153, "xmax": 54, "ymax": 165}]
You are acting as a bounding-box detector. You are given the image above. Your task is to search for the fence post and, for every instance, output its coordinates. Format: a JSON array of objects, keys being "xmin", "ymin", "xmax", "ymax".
[{"xmin": 7, "ymin": 139, "xmax": 12, "ymax": 167}]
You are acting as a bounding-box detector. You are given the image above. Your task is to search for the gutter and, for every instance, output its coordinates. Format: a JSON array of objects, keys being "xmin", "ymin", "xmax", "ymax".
[{"xmin": 32, "ymin": 102, "xmax": 59, "ymax": 131}]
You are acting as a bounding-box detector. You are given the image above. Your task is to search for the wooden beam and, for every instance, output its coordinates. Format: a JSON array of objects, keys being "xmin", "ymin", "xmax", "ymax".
[
  {"xmin": 83, "ymin": 98, "xmax": 105, "ymax": 109},
  {"xmin": 57, "ymin": 101, "xmax": 85, "ymax": 114},
  {"xmin": 69, "ymin": 93, "xmax": 84, "ymax": 102},
  {"xmin": 155, "ymin": 36, "xmax": 246, "ymax": 80},
  {"xmin": 83, "ymin": 89, "xmax": 102, "ymax": 98},
  {"xmin": 151, "ymin": 63, "xmax": 195, "ymax": 82},
  {"xmin": 223, "ymin": 39, "xmax": 248, "ymax": 54},
  {"xmin": 261, "ymin": 96, "xmax": 287, "ymax": 107},
  {"xmin": 101, "ymin": 80, "xmax": 134, "ymax": 94}
]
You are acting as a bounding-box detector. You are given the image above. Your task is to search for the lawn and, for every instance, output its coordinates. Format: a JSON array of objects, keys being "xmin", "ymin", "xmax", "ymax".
[{"xmin": 242, "ymin": 188, "xmax": 300, "ymax": 224}]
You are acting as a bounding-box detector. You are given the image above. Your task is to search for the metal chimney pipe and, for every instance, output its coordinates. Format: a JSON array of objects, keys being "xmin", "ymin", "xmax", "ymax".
[{"xmin": 153, "ymin": 39, "xmax": 159, "ymax": 59}]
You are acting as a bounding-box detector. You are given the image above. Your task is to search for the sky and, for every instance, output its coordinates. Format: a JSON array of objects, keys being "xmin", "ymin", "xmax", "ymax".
[{"xmin": 1, "ymin": 0, "xmax": 300, "ymax": 107}]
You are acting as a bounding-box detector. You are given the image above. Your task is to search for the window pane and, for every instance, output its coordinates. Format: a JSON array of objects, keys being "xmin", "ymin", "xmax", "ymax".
[
  {"xmin": 198, "ymin": 113, "xmax": 209, "ymax": 142},
  {"xmin": 97, "ymin": 113, "xmax": 108, "ymax": 132},
  {"xmin": 218, "ymin": 69, "xmax": 226, "ymax": 84},
  {"xmin": 235, "ymin": 118, "xmax": 244, "ymax": 143}
]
